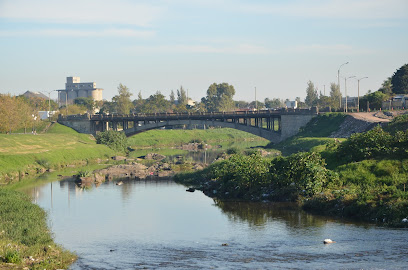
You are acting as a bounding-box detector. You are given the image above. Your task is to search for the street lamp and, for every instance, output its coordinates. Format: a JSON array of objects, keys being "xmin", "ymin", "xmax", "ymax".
[
  {"xmin": 355, "ymin": 77, "xmax": 368, "ymax": 112},
  {"xmin": 344, "ymin": 75, "xmax": 355, "ymax": 113},
  {"xmin": 338, "ymin": 62, "xmax": 349, "ymax": 109},
  {"xmin": 42, "ymin": 90, "xmax": 57, "ymax": 121}
]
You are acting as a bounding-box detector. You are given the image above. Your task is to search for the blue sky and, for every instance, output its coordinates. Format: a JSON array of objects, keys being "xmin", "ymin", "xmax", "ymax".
[{"xmin": 0, "ymin": 0, "xmax": 407, "ymax": 103}]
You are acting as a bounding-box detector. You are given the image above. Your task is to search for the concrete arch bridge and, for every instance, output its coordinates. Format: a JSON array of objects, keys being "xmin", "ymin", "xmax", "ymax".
[{"xmin": 58, "ymin": 108, "xmax": 318, "ymax": 143}]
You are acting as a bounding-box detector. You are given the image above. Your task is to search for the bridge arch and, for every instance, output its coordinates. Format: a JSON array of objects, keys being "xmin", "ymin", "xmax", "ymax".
[
  {"xmin": 58, "ymin": 109, "xmax": 318, "ymax": 144},
  {"xmin": 123, "ymin": 119, "xmax": 282, "ymax": 142}
]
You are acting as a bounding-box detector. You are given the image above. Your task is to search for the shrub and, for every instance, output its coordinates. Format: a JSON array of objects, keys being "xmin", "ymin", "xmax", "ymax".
[
  {"xmin": 3, "ymin": 249, "xmax": 21, "ymax": 263},
  {"xmin": 95, "ymin": 130, "xmax": 128, "ymax": 153}
]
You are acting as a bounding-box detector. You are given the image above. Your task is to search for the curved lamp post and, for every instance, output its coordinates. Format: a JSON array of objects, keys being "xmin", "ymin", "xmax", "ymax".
[
  {"xmin": 355, "ymin": 77, "xmax": 368, "ymax": 112},
  {"xmin": 338, "ymin": 62, "xmax": 349, "ymax": 108}
]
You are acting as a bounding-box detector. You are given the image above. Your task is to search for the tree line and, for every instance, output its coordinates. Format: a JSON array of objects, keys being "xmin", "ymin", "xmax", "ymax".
[
  {"xmin": 1, "ymin": 64, "xmax": 407, "ymax": 133},
  {"xmin": 304, "ymin": 63, "xmax": 408, "ymax": 111},
  {"xmin": 0, "ymin": 94, "xmax": 58, "ymax": 134}
]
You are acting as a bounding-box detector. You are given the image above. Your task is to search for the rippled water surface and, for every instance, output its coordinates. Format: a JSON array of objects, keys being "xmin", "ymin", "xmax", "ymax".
[{"xmin": 25, "ymin": 178, "xmax": 408, "ymax": 269}]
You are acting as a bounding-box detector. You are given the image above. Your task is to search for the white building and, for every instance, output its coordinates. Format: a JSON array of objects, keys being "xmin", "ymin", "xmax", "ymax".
[
  {"xmin": 57, "ymin": 77, "xmax": 103, "ymax": 105},
  {"xmin": 285, "ymin": 100, "xmax": 297, "ymax": 109}
]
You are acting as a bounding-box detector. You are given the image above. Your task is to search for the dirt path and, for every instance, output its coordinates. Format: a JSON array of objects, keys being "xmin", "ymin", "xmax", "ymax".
[{"xmin": 348, "ymin": 112, "xmax": 391, "ymax": 123}]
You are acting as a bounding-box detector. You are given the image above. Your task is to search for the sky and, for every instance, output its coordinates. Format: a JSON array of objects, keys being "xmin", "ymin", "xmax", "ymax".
[{"xmin": 0, "ymin": 0, "xmax": 407, "ymax": 103}]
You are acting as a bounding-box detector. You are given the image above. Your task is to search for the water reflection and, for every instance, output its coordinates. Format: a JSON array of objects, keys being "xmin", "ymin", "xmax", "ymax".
[
  {"xmin": 214, "ymin": 200, "xmax": 327, "ymax": 229},
  {"xmin": 23, "ymin": 176, "xmax": 408, "ymax": 270}
]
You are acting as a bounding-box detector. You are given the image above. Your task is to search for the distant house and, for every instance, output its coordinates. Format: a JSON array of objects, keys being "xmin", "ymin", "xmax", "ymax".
[
  {"xmin": 382, "ymin": 95, "xmax": 408, "ymax": 110},
  {"xmin": 285, "ymin": 100, "xmax": 297, "ymax": 109},
  {"xmin": 38, "ymin": 111, "xmax": 57, "ymax": 120},
  {"xmin": 22, "ymin": 91, "xmax": 48, "ymax": 99}
]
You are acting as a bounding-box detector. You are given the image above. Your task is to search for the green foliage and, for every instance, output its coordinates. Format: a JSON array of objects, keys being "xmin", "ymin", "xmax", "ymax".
[
  {"xmin": 329, "ymin": 82, "xmax": 342, "ymax": 110},
  {"xmin": 298, "ymin": 113, "xmax": 346, "ymax": 137},
  {"xmin": 336, "ymin": 125, "xmax": 408, "ymax": 162},
  {"xmin": 270, "ymin": 152, "xmax": 336, "ymax": 198},
  {"xmin": 2, "ymin": 249, "xmax": 21, "ymax": 263},
  {"xmin": 0, "ymin": 189, "xmax": 76, "ymax": 268},
  {"xmin": 391, "ymin": 63, "xmax": 408, "ymax": 94},
  {"xmin": 384, "ymin": 114, "xmax": 408, "ymax": 134},
  {"xmin": 112, "ymin": 83, "xmax": 133, "ymax": 114},
  {"xmin": 74, "ymin": 97, "xmax": 95, "ymax": 112},
  {"xmin": 201, "ymin": 82, "xmax": 236, "ymax": 112},
  {"xmin": 360, "ymin": 90, "xmax": 388, "ymax": 111},
  {"xmin": 305, "ymin": 80, "xmax": 318, "ymax": 107},
  {"xmin": 95, "ymin": 130, "xmax": 128, "ymax": 153}
]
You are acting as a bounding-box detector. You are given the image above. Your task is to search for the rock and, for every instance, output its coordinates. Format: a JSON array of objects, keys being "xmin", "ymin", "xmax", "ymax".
[
  {"xmin": 112, "ymin": 156, "xmax": 127, "ymax": 161},
  {"xmin": 186, "ymin": 188, "xmax": 195, "ymax": 192},
  {"xmin": 323, "ymin": 239, "xmax": 335, "ymax": 244},
  {"xmin": 145, "ymin": 153, "xmax": 166, "ymax": 160},
  {"xmin": 116, "ymin": 181, "xmax": 123, "ymax": 186},
  {"xmin": 94, "ymin": 173, "xmax": 105, "ymax": 183}
]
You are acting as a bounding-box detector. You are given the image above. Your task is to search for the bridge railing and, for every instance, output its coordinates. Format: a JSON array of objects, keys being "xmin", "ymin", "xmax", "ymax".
[{"xmin": 87, "ymin": 108, "xmax": 317, "ymax": 120}]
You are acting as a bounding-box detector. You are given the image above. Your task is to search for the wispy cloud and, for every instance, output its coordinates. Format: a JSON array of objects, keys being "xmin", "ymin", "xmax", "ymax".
[
  {"xmin": 0, "ymin": 28, "xmax": 155, "ymax": 38},
  {"xmin": 286, "ymin": 43, "xmax": 377, "ymax": 55},
  {"xmin": 0, "ymin": 0, "xmax": 163, "ymax": 26},
  {"xmin": 237, "ymin": 0, "xmax": 408, "ymax": 20},
  {"xmin": 124, "ymin": 43, "xmax": 271, "ymax": 55}
]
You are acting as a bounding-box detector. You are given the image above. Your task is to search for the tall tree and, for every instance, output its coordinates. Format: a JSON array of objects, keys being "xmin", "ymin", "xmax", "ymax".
[
  {"xmin": 141, "ymin": 91, "xmax": 171, "ymax": 113},
  {"xmin": 112, "ymin": 83, "xmax": 133, "ymax": 114},
  {"xmin": 391, "ymin": 63, "xmax": 408, "ymax": 94},
  {"xmin": 169, "ymin": 90, "xmax": 175, "ymax": 104},
  {"xmin": 305, "ymin": 81, "xmax": 318, "ymax": 107},
  {"xmin": 133, "ymin": 91, "xmax": 144, "ymax": 113},
  {"xmin": 202, "ymin": 82, "xmax": 235, "ymax": 112},
  {"xmin": 177, "ymin": 86, "xmax": 187, "ymax": 105},
  {"xmin": 379, "ymin": 77, "xmax": 393, "ymax": 95},
  {"xmin": 329, "ymin": 82, "xmax": 342, "ymax": 110}
]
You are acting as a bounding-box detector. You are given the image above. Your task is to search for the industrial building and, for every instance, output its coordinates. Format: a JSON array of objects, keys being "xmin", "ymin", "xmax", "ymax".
[{"xmin": 57, "ymin": 77, "xmax": 103, "ymax": 105}]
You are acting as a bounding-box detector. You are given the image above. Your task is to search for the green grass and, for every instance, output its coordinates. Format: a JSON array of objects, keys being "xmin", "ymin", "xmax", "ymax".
[
  {"xmin": 0, "ymin": 123, "xmax": 115, "ymax": 182},
  {"xmin": 127, "ymin": 128, "xmax": 266, "ymax": 148},
  {"xmin": 265, "ymin": 113, "xmax": 347, "ymax": 156},
  {"xmin": 297, "ymin": 113, "xmax": 347, "ymax": 137},
  {"xmin": 0, "ymin": 189, "xmax": 75, "ymax": 268}
]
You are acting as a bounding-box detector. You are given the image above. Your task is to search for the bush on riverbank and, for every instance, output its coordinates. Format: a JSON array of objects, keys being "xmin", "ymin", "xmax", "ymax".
[
  {"xmin": 176, "ymin": 114, "xmax": 408, "ymax": 226},
  {"xmin": 0, "ymin": 189, "xmax": 75, "ymax": 268},
  {"xmin": 96, "ymin": 130, "xmax": 128, "ymax": 153}
]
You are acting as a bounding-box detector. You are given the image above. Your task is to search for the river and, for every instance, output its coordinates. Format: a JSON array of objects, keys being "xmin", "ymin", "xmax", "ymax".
[{"xmin": 22, "ymin": 175, "xmax": 408, "ymax": 270}]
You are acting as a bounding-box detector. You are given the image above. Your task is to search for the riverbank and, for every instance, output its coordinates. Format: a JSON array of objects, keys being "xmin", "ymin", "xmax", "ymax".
[
  {"xmin": 0, "ymin": 123, "xmax": 117, "ymax": 269},
  {"xmin": 1, "ymin": 123, "xmax": 266, "ymax": 269},
  {"xmin": 0, "ymin": 123, "xmax": 116, "ymax": 184},
  {"xmin": 175, "ymin": 113, "xmax": 408, "ymax": 227}
]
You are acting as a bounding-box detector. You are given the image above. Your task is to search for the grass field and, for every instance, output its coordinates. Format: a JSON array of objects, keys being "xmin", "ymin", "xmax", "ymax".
[
  {"xmin": 127, "ymin": 128, "xmax": 267, "ymax": 148},
  {"xmin": 0, "ymin": 123, "xmax": 115, "ymax": 182}
]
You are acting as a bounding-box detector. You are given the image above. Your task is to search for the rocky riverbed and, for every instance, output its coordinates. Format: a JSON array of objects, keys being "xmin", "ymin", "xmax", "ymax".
[{"xmin": 75, "ymin": 153, "xmax": 207, "ymax": 187}]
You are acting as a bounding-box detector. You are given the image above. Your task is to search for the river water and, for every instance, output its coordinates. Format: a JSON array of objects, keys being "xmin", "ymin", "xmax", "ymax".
[{"xmin": 22, "ymin": 176, "xmax": 408, "ymax": 270}]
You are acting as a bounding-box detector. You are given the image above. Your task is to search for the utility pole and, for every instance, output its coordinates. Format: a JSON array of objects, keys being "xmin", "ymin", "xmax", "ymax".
[
  {"xmin": 356, "ymin": 77, "xmax": 368, "ymax": 113},
  {"xmin": 255, "ymin": 87, "xmax": 257, "ymax": 110},
  {"xmin": 344, "ymin": 75, "xmax": 355, "ymax": 113},
  {"xmin": 338, "ymin": 62, "xmax": 349, "ymax": 109}
]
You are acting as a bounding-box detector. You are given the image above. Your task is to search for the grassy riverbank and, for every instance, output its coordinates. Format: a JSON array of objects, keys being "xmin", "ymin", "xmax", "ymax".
[
  {"xmin": 0, "ymin": 123, "xmax": 117, "ymax": 269},
  {"xmin": 0, "ymin": 189, "xmax": 75, "ymax": 269},
  {"xmin": 175, "ymin": 113, "xmax": 408, "ymax": 227},
  {"xmin": 0, "ymin": 123, "xmax": 116, "ymax": 183}
]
